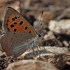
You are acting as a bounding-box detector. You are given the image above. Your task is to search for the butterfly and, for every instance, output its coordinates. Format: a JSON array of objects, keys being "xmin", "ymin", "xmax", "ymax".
[{"xmin": 1, "ymin": 7, "xmax": 38, "ymax": 57}]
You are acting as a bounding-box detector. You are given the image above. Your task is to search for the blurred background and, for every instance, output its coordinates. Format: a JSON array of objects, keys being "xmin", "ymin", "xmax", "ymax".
[
  {"xmin": 0, "ymin": 0, "xmax": 70, "ymax": 24},
  {"xmin": 0, "ymin": 0, "xmax": 70, "ymax": 70}
]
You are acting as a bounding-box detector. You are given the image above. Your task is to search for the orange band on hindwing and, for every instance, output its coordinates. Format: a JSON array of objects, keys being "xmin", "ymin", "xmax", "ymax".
[{"xmin": 1, "ymin": 37, "xmax": 12, "ymax": 56}]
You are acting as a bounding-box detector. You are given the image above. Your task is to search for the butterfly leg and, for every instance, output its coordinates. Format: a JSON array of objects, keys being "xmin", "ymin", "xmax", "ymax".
[
  {"xmin": 36, "ymin": 45, "xmax": 40, "ymax": 57},
  {"xmin": 33, "ymin": 40, "xmax": 41, "ymax": 57},
  {"xmin": 30, "ymin": 41, "xmax": 38, "ymax": 57},
  {"xmin": 31, "ymin": 47, "xmax": 37, "ymax": 56}
]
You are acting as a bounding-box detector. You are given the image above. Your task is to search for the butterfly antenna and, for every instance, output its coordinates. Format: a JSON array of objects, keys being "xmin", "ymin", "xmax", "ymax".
[{"xmin": 39, "ymin": 11, "xmax": 43, "ymax": 22}]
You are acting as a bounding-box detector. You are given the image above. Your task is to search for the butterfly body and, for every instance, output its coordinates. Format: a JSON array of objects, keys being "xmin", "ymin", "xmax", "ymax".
[{"xmin": 1, "ymin": 7, "xmax": 38, "ymax": 57}]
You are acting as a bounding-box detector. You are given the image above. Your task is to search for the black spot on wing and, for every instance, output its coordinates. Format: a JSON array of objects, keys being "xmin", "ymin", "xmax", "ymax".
[
  {"xmin": 25, "ymin": 26, "xmax": 28, "ymax": 30},
  {"xmin": 6, "ymin": 23, "xmax": 8, "ymax": 26},
  {"xmin": 19, "ymin": 21, "xmax": 23, "ymax": 25},
  {"xmin": 18, "ymin": 16, "xmax": 20, "ymax": 18},
  {"xmin": 12, "ymin": 18, "xmax": 15, "ymax": 21},
  {"xmin": 14, "ymin": 22, "xmax": 17, "ymax": 24},
  {"xmin": 12, "ymin": 16, "xmax": 20, "ymax": 21},
  {"xmin": 7, "ymin": 20, "xmax": 9, "ymax": 22},
  {"xmin": 29, "ymin": 31, "xmax": 31, "ymax": 33},
  {"xmin": 14, "ymin": 16, "xmax": 17, "ymax": 19},
  {"xmin": 7, "ymin": 28, "xmax": 10, "ymax": 31},
  {"xmin": 15, "ymin": 35, "xmax": 17, "ymax": 37},
  {"xmin": 10, "ymin": 24, "xmax": 14, "ymax": 28},
  {"xmin": 14, "ymin": 29, "xmax": 17, "ymax": 32},
  {"xmin": 13, "ymin": 32, "xmax": 15, "ymax": 35},
  {"xmin": 21, "ymin": 34, "xmax": 22, "ymax": 36}
]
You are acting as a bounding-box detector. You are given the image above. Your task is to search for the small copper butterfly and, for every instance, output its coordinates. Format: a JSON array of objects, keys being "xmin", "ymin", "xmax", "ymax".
[{"xmin": 1, "ymin": 7, "xmax": 38, "ymax": 57}]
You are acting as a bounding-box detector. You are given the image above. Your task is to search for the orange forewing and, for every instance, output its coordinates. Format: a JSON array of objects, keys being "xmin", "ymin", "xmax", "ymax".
[{"xmin": 4, "ymin": 7, "xmax": 37, "ymax": 37}]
